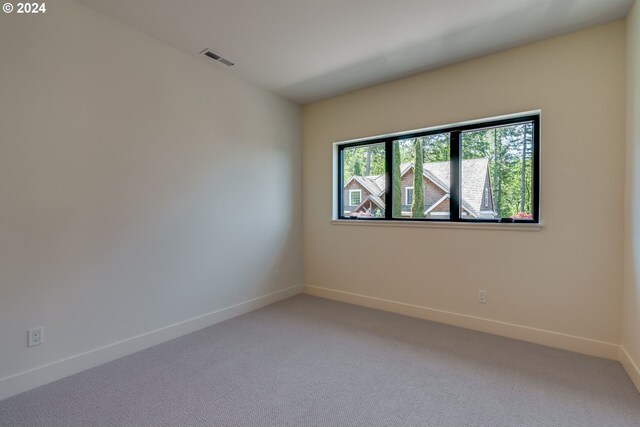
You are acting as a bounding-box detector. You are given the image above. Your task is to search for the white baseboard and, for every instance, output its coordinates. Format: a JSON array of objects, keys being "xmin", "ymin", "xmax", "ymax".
[
  {"xmin": 304, "ymin": 285, "xmax": 619, "ymax": 360},
  {"xmin": 0, "ymin": 284, "xmax": 303, "ymax": 401},
  {"xmin": 3, "ymin": 284, "xmax": 632, "ymax": 402},
  {"xmin": 620, "ymin": 346, "xmax": 640, "ymax": 393}
]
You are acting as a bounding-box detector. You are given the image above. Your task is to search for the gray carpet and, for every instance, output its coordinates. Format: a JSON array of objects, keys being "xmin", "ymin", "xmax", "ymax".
[{"xmin": 1, "ymin": 295, "xmax": 639, "ymax": 426}]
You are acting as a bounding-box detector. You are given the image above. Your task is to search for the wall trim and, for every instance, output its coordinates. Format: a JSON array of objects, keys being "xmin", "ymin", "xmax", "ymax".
[
  {"xmin": 3, "ymin": 285, "xmax": 634, "ymax": 402},
  {"xmin": 303, "ymin": 285, "xmax": 619, "ymax": 360},
  {"xmin": 0, "ymin": 284, "xmax": 303, "ymax": 401},
  {"xmin": 620, "ymin": 346, "xmax": 640, "ymax": 394}
]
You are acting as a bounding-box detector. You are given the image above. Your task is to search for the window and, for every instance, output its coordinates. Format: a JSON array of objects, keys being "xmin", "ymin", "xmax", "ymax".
[
  {"xmin": 349, "ymin": 189, "xmax": 362, "ymax": 206},
  {"xmin": 461, "ymin": 121, "xmax": 535, "ymax": 220},
  {"xmin": 340, "ymin": 142, "xmax": 386, "ymax": 218},
  {"xmin": 393, "ymin": 133, "xmax": 450, "ymax": 219},
  {"xmin": 405, "ymin": 187, "xmax": 414, "ymax": 205},
  {"xmin": 336, "ymin": 113, "xmax": 539, "ymax": 223}
]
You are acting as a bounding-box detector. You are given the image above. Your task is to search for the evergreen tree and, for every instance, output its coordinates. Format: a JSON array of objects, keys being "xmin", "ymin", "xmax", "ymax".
[
  {"xmin": 342, "ymin": 144, "xmax": 385, "ymax": 181},
  {"xmin": 411, "ymin": 139, "xmax": 425, "ymax": 218},
  {"xmin": 520, "ymin": 126, "xmax": 527, "ymax": 212},
  {"xmin": 365, "ymin": 147, "xmax": 372, "ymax": 175},
  {"xmin": 424, "ymin": 133, "xmax": 450, "ymax": 162},
  {"xmin": 493, "ymin": 128, "xmax": 502, "ymax": 216},
  {"xmin": 353, "ymin": 159, "xmax": 362, "ymax": 176},
  {"xmin": 392, "ymin": 141, "xmax": 402, "ymax": 218}
]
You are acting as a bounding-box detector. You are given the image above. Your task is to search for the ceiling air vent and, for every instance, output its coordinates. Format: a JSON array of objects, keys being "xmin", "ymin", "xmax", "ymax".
[{"xmin": 200, "ymin": 49, "xmax": 234, "ymax": 67}]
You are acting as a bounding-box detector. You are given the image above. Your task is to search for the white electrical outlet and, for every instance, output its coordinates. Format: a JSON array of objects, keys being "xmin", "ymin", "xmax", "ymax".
[
  {"xmin": 28, "ymin": 327, "xmax": 43, "ymax": 347},
  {"xmin": 478, "ymin": 290, "xmax": 487, "ymax": 304}
]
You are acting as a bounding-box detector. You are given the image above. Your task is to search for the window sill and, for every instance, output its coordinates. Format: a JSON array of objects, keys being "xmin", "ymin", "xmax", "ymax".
[{"xmin": 331, "ymin": 219, "xmax": 543, "ymax": 231}]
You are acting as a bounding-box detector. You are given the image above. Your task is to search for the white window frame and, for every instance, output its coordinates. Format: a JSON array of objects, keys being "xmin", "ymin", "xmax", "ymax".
[
  {"xmin": 349, "ymin": 189, "xmax": 362, "ymax": 206},
  {"xmin": 405, "ymin": 187, "xmax": 414, "ymax": 205}
]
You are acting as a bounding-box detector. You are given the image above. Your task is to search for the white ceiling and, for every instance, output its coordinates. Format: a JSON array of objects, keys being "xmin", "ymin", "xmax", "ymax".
[{"xmin": 77, "ymin": 0, "xmax": 634, "ymax": 104}]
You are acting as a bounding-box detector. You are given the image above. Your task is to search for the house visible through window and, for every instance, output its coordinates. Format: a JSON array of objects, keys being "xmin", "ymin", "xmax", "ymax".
[
  {"xmin": 340, "ymin": 142, "xmax": 386, "ymax": 218},
  {"xmin": 337, "ymin": 113, "xmax": 539, "ymax": 223}
]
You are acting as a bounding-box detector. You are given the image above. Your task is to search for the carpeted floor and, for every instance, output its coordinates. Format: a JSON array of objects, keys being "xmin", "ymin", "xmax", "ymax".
[{"xmin": 1, "ymin": 295, "xmax": 639, "ymax": 426}]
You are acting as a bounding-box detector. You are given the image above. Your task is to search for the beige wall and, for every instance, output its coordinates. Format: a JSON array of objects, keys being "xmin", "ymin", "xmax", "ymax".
[
  {"xmin": 303, "ymin": 22, "xmax": 626, "ymax": 351},
  {"xmin": 623, "ymin": 0, "xmax": 640, "ymax": 386},
  {"xmin": 0, "ymin": 0, "xmax": 301, "ymax": 396}
]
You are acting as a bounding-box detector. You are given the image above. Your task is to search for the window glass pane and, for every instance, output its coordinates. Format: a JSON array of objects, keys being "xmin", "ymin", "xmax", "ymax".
[
  {"xmin": 461, "ymin": 122, "xmax": 534, "ymax": 220},
  {"xmin": 349, "ymin": 190, "xmax": 361, "ymax": 206},
  {"xmin": 341, "ymin": 142, "xmax": 385, "ymax": 218},
  {"xmin": 392, "ymin": 134, "xmax": 450, "ymax": 219}
]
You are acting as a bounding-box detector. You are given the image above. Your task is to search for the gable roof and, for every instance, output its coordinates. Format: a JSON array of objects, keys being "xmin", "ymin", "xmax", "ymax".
[
  {"xmin": 424, "ymin": 194, "xmax": 450, "ymax": 215},
  {"xmin": 353, "ymin": 194, "xmax": 386, "ymax": 213},
  {"xmin": 344, "ymin": 174, "xmax": 385, "ymax": 197},
  {"xmin": 398, "ymin": 158, "xmax": 490, "ymax": 216},
  {"xmin": 422, "ymin": 158, "xmax": 490, "ymax": 216}
]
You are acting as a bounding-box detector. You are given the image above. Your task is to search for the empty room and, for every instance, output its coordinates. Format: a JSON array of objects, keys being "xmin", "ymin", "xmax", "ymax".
[{"xmin": 1, "ymin": 0, "xmax": 640, "ymax": 425}]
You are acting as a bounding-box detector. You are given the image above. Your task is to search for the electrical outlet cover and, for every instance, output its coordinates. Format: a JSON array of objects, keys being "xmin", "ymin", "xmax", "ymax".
[
  {"xmin": 28, "ymin": 327, "xmax": 43, "ymax": 347},
  {"xmin": 478, "ymin": 290, "xmax": 487, "ymax": 304}
]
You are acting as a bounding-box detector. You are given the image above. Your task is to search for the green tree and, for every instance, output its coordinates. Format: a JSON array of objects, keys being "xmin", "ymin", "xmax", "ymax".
[
  {"xmin": 353, "ymin": 159, "xmax": 362, "ymax": 176},
  {"xmin": 424, "ymin": 133, "xmax": 450, "ymax": 162},
  {"xmin": 493, "ymin": 128, "xmax": 502, "ymax": 215},
  {"xmin": 460, "ymin": 123, "xmax": 533, "ymax": 218},
  {"xmin": 398, "ymin": 138, "xmax": 415, "ymax": 164},
  {"xmin": 369, "ymin": 145, "xmax": 385, "ymax": 175},
  {"xmin": 411, "ymin": 139, "xmax": 425, "ymax": 218},
  {"xmin": 393, "ymin": 141, "xmax": 402, "ymax": 218},
  {"xmin": 519, "ymin": 130, "xmax": 526, "ymax": 212},
  {"xmin": 365, "ymin": 147, "xmax": 372, "ymax": 175},
  {"xmin": 342, "ymin": 144, "xmax": 385, "ymax": 181}
]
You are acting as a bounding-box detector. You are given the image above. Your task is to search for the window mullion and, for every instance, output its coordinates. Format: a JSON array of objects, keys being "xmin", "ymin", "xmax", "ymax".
[
  {"xmin": 450, "ymin": 131, "xmax": 461, "ymax": 222},
  {"xmin": 338, "ymin": 147, "xmax": 345, "ymax": 219},
  {"xmin": 532, "ymin": 118, "xmax": 540, "ymax": 223}
]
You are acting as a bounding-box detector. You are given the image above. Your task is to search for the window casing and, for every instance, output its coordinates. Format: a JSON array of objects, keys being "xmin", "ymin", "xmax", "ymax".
[{"xmin": 336, "ymin": 113, "xmax": 540, "ymax": 223}]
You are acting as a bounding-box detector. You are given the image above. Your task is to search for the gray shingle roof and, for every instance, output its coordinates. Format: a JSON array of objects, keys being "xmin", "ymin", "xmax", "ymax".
[
  {"xmin": 352, "ymin": 174, "xmax": 385, "ymax": 197},
  {"xmin": 424, "ymin": 158, "xmax": 490, "ymax": 216}
]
